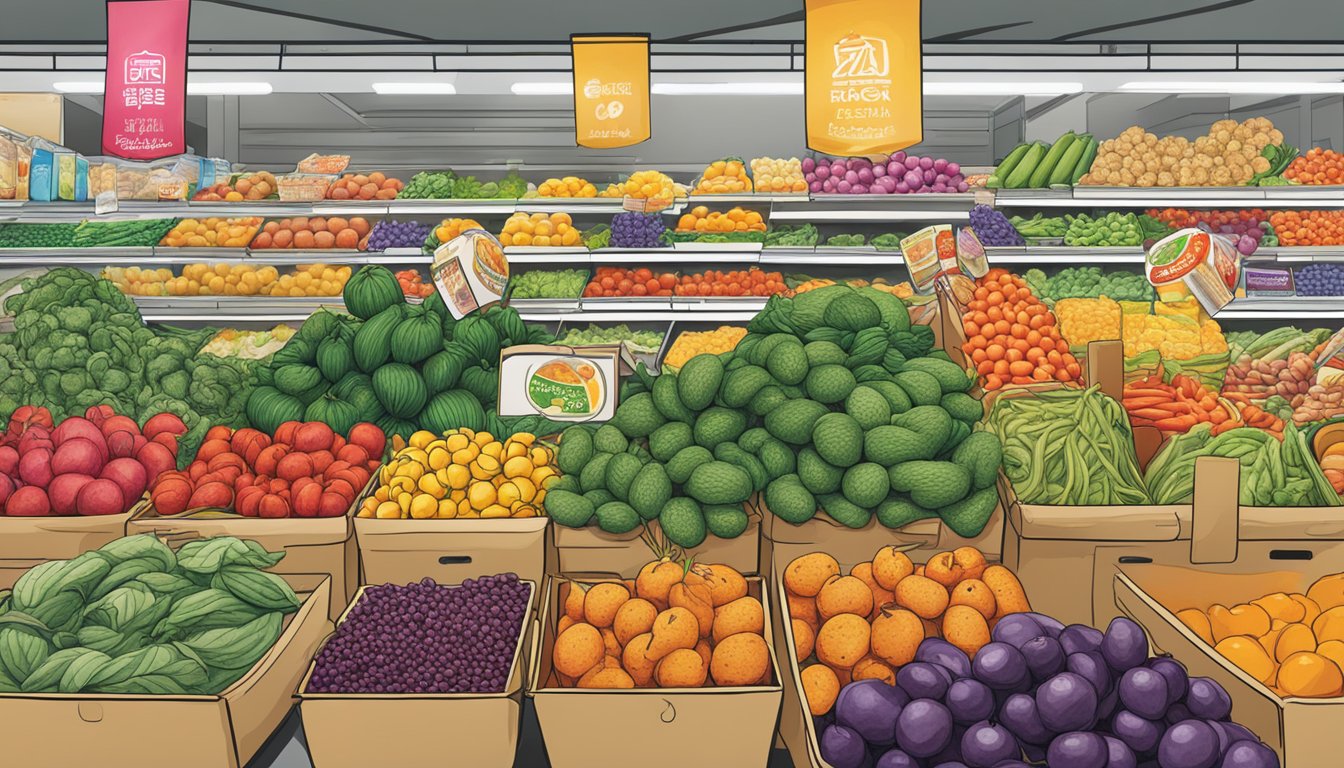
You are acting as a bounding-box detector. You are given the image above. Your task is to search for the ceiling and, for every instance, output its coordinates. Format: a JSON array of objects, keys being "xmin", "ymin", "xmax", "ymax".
[{"xmin": 6, "ymin": 0, "xmax": 1344, "ymax": 44}]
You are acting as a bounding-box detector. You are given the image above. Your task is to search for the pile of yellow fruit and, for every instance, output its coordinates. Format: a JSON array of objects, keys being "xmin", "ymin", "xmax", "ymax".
[
  {"xmin": 693, "ymin": 158, "xmax": 752, "ymax": 194},
  {"xmin": 675, "ymin": 206, "xmax": 767, "ymax": 233},
  {"xmin": 1079, "ymin": 118, "xmax": 1283, "ymax": 188},
  {"xmin": 663, "ymin": 326, "xmax": 748, "ymax": 370},
  {"xmin": 1123, "ymin": 314, "xmax": 1227, "ymax": 360},
  {"xmin": 433, "ymin": 218, "xmax": 483, "ymax": 244},
  {"xmin": 358, "ymin": 429, "xmax": 557, "ymax": 519},
  {"xmin": 103, "ymin": 263, "xmax": 350, "ymax": 297},
  {"xmin": 1177, "ymin": 573, "xmax": 1344, "ymax": 698},
  {"xmin": 598, "ymin": 170, "xmax": 685, "ymax": 201},
  {"xmin": 159, "ymin": 217, "xmax": 263, "ymax": 248},
  {"xmin": 538, "ymin": 177, "xmax": 598, "ymax": 198},
  {"xmin": 498, "ymin": 212, "xmax": 581, "ymax": 247},
  {"xmin": 793, "ymin": 277, "xmax": 911, "ymax": 298},
  {"xmin": 1056, "ymin": 297, "xmax": 1123, "ymax": 348},
  {"xmin": 750, "ymin": 157, "xmax": 809, "ymax": 193}
]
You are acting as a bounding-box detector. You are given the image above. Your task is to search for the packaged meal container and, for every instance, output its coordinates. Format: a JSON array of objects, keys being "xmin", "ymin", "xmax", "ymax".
[
  {"xmin": 1146, "ymin": 228, "xmax": 1240, "ymax": 315},
  {"xmin": 276, "ymin": 173, "xmax": 334, "ymax": 202},
  {"xmin": 86, "ymin": 157, "xmax": 119, "ymax": 200},
  {"xmin": 300, "ymin": 577, "xmax": 536, "ymax": 768},
  {"xmin": 26, "ymin": 136, "xmax": 59, "ymax": 201},
  {"xmin": 0, "ymin": 128, "xmax": 17, "ymax": 200},
  {"xmin": 112, "ymin": 157, "xmax": 191, "ymax": 201},
  {"xmin": 16, "ymin": 139, "xmax": 32, "ymax": 200}
]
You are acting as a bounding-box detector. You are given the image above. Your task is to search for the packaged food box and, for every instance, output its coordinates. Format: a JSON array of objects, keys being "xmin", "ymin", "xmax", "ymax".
[
  {"xmin": 276, "ymin": 173, "xmax": 333, "ymax": 202},
  {"xmin": 299, "ymin": 578, "xmax": 537, "ymax": 768},
  {"xmin": 0, "ymin": 573, "xmax": 333, "ymax": 768},
  {"xmin": 529, "ymin": 574, "xmax": 783, "ymax": 768},
  {"xmin": 355, "ymin": 514, "xmax": 548, "ymax": 589},
  {"xmin": 0, "ymin": 129, "xmax": 17, "ymax": 200},
  {"xmin": 0, "ymin": 496, "xmax": 147, "ymax": 570}
]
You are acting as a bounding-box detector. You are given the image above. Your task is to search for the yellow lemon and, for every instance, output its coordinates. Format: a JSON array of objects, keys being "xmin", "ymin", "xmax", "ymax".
[
  {"xmin": 481, "ymin": 504, "xmax": 511, "ymax": 518},
  {"xmin": 530, "ymin": 446, "xmax": 553, "ymax": 467},
  {"xmin": 409, "ymin": 430, "xmax": 436, "ymax": 449},
  {"xmin": 443, "ymin": 464, "xmax": 471, "ymax": 490},
  {"xmin": 532, "ymin": 466, "xmax": 557, "ymax": 487},
  {"xmin": 476, "ymin": 454, "xmax": 501, "ymax": 474},
  {"xmin": 450, "ymin": 488, "xmax": 466, "ymax": 503},
  {"xmin": 446, "ymin": 433, "xmax": 470, "ymax": 452},
  {"xmin": 513, "ymin": 504, "xmax": 538, "ymax": 518},
  {"xmin": 409, "ymin": 494, "xmax": 438, "ymax": 519},
  {"xmin": 437, "ymin": 498, "xmax": 458, "ymax": 518},
  {"xmin": 470, "ymin": 461, "xmax": 496, "ymax": 482},
  {"xmin": 504, "ymin": 456, "xmax": 533, "ymax": 479},
  {"xmin": 393, "ymin": 461, "xmax": 424, "ymax": 482},
  {"xmin": 481, "ymin": 441, "xmax": 503, "ymax": 460},
  {"xmin": 418, "ymin": 473, "xmax": 446, "ymax": 498},
  {"xmin": 427, "ymin": 446, "xmax": 452, "ymax": 471},
  {"xmin": 474, "ymin": 431, "xmax": 495, "ymax": 446},
  {"xmin": 512, "ymin": 476, "xmax": 537, "ymax": 502},
  {"xmin": 373, "ymin": 485, "xmax": 391, "ymax": 503},
  {"xmin": 376, "ymin": 500, "xmax": 402, "ymax": 519},
  {"xmin": 511, "ymin": 433, "xmax": 536, "ymax": 447},
  {"xmin": 452, "ymin": 448, "xmax": 476, "ymax": 466},
  {"xmin": 469, "ymin": 482, "xmax": 497, "ymax": 510},
  {"xmin": 498, "ymin": 481, "xmax": 521, "ymax": 507}
]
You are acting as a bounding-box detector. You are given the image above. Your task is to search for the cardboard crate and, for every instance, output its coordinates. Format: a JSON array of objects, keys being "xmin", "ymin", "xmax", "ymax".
[
  {"xmin": 529, "ymin": 574, "xmax": 783, "ymax": 768},
  {"xmin": 299, "ymin": 579, "xmax": 537, "ymax": 768},
  {"xmin": 0, "ymin": 574, "xmax": 333, "ymax": 768},
  {"xmin": 127, "ymin": 490, "xmax": 362, "ymax": 623},
  {"xmin": 1112, "ymin": 459, "xmax": 1344, "ymax": 766},
  {"xmin": 355, "ymin": 514, "xmax": 548, "ymax": 588},
  {"xmin": 0, "ymin": 496, "xmax": 145, "ymax": 561},
  {"xmin": 549, "ymin": 502, "xmax": 762, "ymax": 578}
]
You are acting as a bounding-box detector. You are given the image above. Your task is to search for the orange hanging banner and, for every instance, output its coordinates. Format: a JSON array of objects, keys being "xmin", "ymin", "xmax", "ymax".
[
  {"xmin": 805, "ymin": 0, "xmax": 922, "ymax": 156},
  {"xmin": 571, "ymin": 34, "xmax": 651, "ymax": 149}
]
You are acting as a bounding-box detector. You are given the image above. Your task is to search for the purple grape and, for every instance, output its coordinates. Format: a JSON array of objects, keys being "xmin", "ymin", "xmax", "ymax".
[
  {"xmin": 816, "ymin": 164, "xmax": 831, "ymax": 180},
  {"xmin": 904, "ymin": 156, "xmax": 921, "ymax": 171},
  {"xmin": 1060, "ymin": 625, "xmax": 1105, "ymax": 655},
  {"xmin": 832, "ymin": 161, "xmax": 847, "ymax": 176},
  {"xmin": 1047, "ymin": 732, "xmax": 1108, "ymax": 768},
  {"xmin": 888, "ymin": 160, "xmax": 904, "ymax": 177},
  {"xmin": 916, "ymin": 639, "xmax": 973, "ymax": 679},
  {"xmin": 857, "ymin": 167, "xmax": 875, "ymax": 185},
  {"xmin": 973, "ymin": 642, "xmax": 1031, "ymax": 691},
  {"xmin": 919, "ymin": 156, "xmax": 934, "ymax": 170},
  {"xmin": 931, "ymin": 725, "xmax": 968, "ymax": 766},
  {"xmin": 609, "ymin": 212, "xmax": 666, "ymax": 248},
  {"xmin": 837, "ymin": 180, "xmax": 854, "ymax": 194},
  {"xmin": 1158, "ymin": 720, "xmax": 1220, "ymax": 768},
  {"xmin": 1104, "ymin": 735, "xmax": 1138, "ymax": 768},
  {"xmin": 837, "ymin": 679, "xmax": 907, "ymax": 746},
  {"xmin": 992, "ymin": 614, "xmax": 1047, "ymax": 649},
  {"xmin": 845, "ymin": 169, "xmax": 860, "ymax": 185},
  {"xmin": 1102, "ymin": 618, "xmax": 1149, "ymax": 673},
  {"xmin": 1167, "ymin": 703, "xmax": 1195, "ymax": 726},
  {"xmin": 852, "ymin": 184, "xmax": 869, "ymax": 194},
  {"xmin": 877, "ymin": 749, "xmax": 919, "ymax": 768},
  {"xmin": 1021, "ymin": 636, "xmax": 1065, "ymax": 682},
  {"xmin": 877, "ymin": 175, "xmax": 897, "ymax": 193},
  {"xmin": 933, "ymin": 763, "xmax": 968, "ymax": 768},
  {"xmin": 1219, "ymin": 740, "xmax": 1279, "ymax": 768},
  {"xmin": 802, "ymin": 157, "xmax": 816, "ymax": 173},
  {"xmin": 1119, "ymin": 667, "xmax": 1169, "ymax": 720},
  {"xmin": 1036, "ymin": 672, "xmax": 1098, "ymax": 733},
  {"xmin": 947, "ymin": 162, "xmax": 961, "ymax": 176},
  {"xmin": 1111, "ymin": 710, "xmax": 1163, "ymax": 756},
  {"xmin": 306, "ymin": 574, "xmax": 529, "ymax": 694},
  {"xmin": 904, "ymin": 170, "xmax": 924, "ymax": 190},
  {"xmin": 923, "ymin": 168, "xmax": 938, "ymax": 184},
  {"xmin": 895, "ymin": 181, "xmax": 910, "ymax": 193},
  {"xmin": 898, "ymin": 661, "xmax": 952, "ymax": 700},
  {"xmin": 1147, "ymin": 657, "xmax": 1188, "ymax": 706},
  {"xmin": 822, "ymin": 724, "xmax": 869, "ymax": 768},
  {"xmin": 1098, "ymin": 687, "xmax": 1119, "ymax": 721},
  {"xmin": 947, "ymin": 679, "xmax": 995, "ymax": 725},
  {"xmin": 810, "ymin": 180, "xmax": 823, "ymax": 193},
  {"xmin": 1218, "ymin": 721, "xmax": 1258, "ymax": 746},
  {"xmin": 1067, "ymin": 651, "xmax": 1113, "ymax": 697},
  {"xmin": 873, "ymin": 164, "xmax": 887, "ymax": 177},
  {"xmin": 961, "ymin": 721, "xmax": 1019, "ymax": 768},
  {"xmin": 895, "ymin": 698, "xmax": 954, "ymax": 758},
  {"xmin": 997, "ymin": 692, "xmax": 1052, "ymax": 745},
  {"xmin": 934, "ymin": 158, "xmax": 949, "ymax": 173},
  {"xmin": 956, "ymin": 181, "xmax": 969, "ymax": 192},
  {"xmin": 1185, "ymin": 677, "xmax": 1233, "ymax": 721},
  {"xmin": 992, "ymin": 762, "xmax": 1030, "ymax": 768},
  {"xmin": 892, "ymin": 151, "xmax": 907, "ymax": 163}
]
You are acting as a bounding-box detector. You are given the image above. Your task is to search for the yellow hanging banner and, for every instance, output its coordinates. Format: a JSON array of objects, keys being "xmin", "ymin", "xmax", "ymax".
[
  {"xmin": 805, "ymin": 0, "xmax": 922, "ymax": 156},
  {"xmin": 571, "ymin": 34, "xmax": 651, "ymax": 149}
]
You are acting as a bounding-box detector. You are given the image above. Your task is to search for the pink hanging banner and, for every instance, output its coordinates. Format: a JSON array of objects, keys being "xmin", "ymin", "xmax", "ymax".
[{"xmin": 102, "ymin": 0, "xmax": 189, "ymax": 159}]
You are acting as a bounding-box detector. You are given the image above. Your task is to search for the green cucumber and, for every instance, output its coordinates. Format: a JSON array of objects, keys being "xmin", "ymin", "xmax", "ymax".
[
  {"xmin": 1029, "ymin": 132, "xmax": 1076, "ymax": 189},
  {"xmin": 1048, "ymin": 133, "xmax": 1089, "ymax": 187},
  {"xmin": 1071, "ymin": 138, "xmax": 1099, "ymax": 185},
  {"xmin": 1004, "ymin": 142, "xmax": 1047, "ymax": 189},
  {"xmin": 992, "ymin": 143, "xmax": 1033, "ymax": 183}
]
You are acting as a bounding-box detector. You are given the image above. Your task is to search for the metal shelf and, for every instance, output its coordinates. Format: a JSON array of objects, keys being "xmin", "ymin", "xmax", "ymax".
[
  {"xmin": 984, "ymin": 246, "xmax": 1147, "ymax": 264},
  {"xmin": 518, "ymin": 310, "xmax": 759, "ymax": 322},
  {"xmin": 1215, "ymin": 296, "xmax": 1344, "ymax": 319},
  {"xmin": 0, "ymin": 246, "xmax": 429, "ymax": 266}
]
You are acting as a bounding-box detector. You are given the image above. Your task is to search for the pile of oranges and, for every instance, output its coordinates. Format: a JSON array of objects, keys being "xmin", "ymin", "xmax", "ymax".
[
  {"xmin": 675, "ymin": 206, "xmax": 767, "ymax": 233},
  {"xmin": 1268, "ymin": 210, "xmax": 1344, "ymax": 246},
  {"xmin": 959, "ymin": 268, "xmax": 1081, "ymax": 390},
  {"xmin": 1284, "ymin": 147, "xmax": 1344, "ymax": 185},
  {"xmin": 251, "ymin": 216, "xmax": 371, "ymax": 250},
  {"xmin": 599, "ymin": 170, "xmax": 682, "ymax": 201},
  {"xmin": 498, "ymin": 212, "xmax": 582, "ymax": 247},
  {"xmin": 692, "ymin": 158, "xmax": 752, "ymax": 194},
  {"xmin": 673, "ymin": 268, "xmax": 788, "ymax": 297},
  {"xmin": 537, "ymin": 176, "xmax": 598, "ymax": 197},
  {"xmin": 432, "ymin": 218, "xmax": 482, "ymax": 244},
  {"xmin": 395, "ymin": 269, "xmax": 435, "ymax": 299}
]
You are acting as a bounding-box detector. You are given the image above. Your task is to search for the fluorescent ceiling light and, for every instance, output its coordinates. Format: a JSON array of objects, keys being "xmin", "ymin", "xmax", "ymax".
[
  {"xmin": 652, "ymin": 82, "xmax": 804, "ymax": 95},
  {"xmin": 373, "ymin": 82, "xmax": 456, "ymax": 95},
  {"xmin": 53, "ymin": 81, "xmax": 104, "ymax": 94},
  {"xmin": 924, "ymin": 82, "xmax": 1083, "ymax": 96},
  {"xmin": 186, "ymin": 81, "xmax": 272, "ymax": 95},
  {"xmin": 511, "ymin": 81, "xmax": 572, "ymax": 95},
  {"xmin": 1120, "ymin": 80, "xmax": 1344, "ymax": 94}
]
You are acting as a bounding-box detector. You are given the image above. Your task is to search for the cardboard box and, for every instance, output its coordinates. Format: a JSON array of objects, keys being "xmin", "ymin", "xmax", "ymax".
[
  {"xmin": 355, "ymin": 515, "xmax": 549, "ymax": 588},
  {"xmin": 549, "ymin": 504, "xmax": 762, "ymax": 578},
  {"xmin": 529, "ymin": 574, "xmax": 783, "ymax": 768},
  {"xmin": 299, "ymin": 579, "xmax": 537, "ymax": 768},
  {"xmin": 128, "ymin": 505, "xmax": 357, "ymax": 623},
  {"xmin": 0, "ymin": 574, "xmax": 333, "ymax": 768},
  {"xmin": 1111, "ymin": 463, "xmax": 1344, "ymax": 767},
  {"xmin": 0, "ymin": 497, "xmax": 145, "ymax": 560}
]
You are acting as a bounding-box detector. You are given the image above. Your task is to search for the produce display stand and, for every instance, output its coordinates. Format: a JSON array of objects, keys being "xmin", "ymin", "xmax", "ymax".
[
  {"xmin": 547, "ymin": 501, "xmax": 762, "ymax": 578},
  {"xmin": 354, "ymin": 513, "xmax": 549, "ymax": 589},
  {"xmin": 125, "ymin": 484, "xmax": 367, "ymax": 623},
  {"xmin": 0, "ymin": 574, "xmax": 333, "ymax": 768},
  {"xmin": 528, "ymin": 574, "xmax": 783, "ymax": 768},
  {"xmin": 299, "ymin": 579, "xmax": 537, "ymax": 768},
  {"xmin": 0, "ymin": 497, "xmax": 148, "ymax": 583},
  {"xmin": 1114, "ymin": 455, "xmax": 1344, "ymax": 767}
]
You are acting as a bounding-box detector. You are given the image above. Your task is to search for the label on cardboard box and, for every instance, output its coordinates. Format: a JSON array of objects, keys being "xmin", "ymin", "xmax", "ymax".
[
  {"xmin": 496, "ymin": 344, "xmax": 634, "ymax": 421},
  {"xmin": 431, "ymin": 229, "xmax": 508, "ymax": 320}
]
